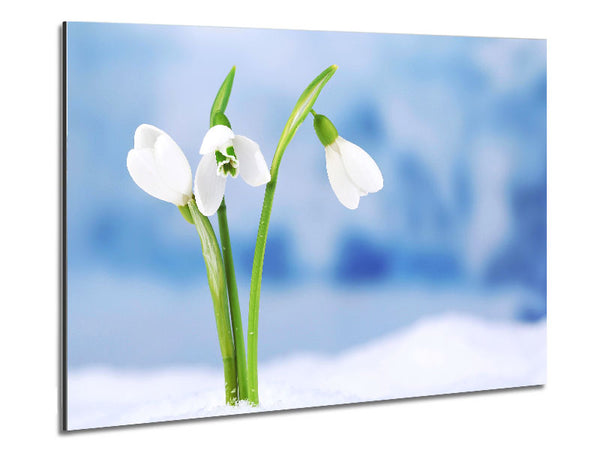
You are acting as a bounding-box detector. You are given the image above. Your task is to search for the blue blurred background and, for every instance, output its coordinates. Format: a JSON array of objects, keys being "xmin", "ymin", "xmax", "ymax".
[{"xmin": 66, "ymin": 23, "xmax": 546, "ymax": 370}]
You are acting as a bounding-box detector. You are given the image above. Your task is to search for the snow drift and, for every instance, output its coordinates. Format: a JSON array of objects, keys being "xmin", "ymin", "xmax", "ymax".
[{"xmin": 67, "ymin": 314, "xmax": 546, "ymax": 430}]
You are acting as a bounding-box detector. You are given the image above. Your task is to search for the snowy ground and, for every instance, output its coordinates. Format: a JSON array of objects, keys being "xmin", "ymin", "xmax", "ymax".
[{"xmin": 67, "ymin": 314, "xmax": 546, "ymax": 431}]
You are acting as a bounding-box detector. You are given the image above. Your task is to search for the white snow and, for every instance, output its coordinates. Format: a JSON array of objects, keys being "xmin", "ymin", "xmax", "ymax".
[{"xmin": 67, "ymin": 314, "xmax": 546, "ymax": 430}]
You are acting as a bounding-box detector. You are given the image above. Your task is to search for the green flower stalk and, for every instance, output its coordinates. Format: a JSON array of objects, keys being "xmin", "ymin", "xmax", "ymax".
[
  {"xmin": 216, "ymin": 199, "xmax": 248, "ymax": 400},
  {"xmin": 194, "ymin": 66, "xmax": 270, "ymax": 402},
  {"xmin": 187, "ymin": 199, "xmax": 238, "ymax": 405},
  {"xmin": 246, "ymin": 65, "xmax": 338, "ymax": 404}
]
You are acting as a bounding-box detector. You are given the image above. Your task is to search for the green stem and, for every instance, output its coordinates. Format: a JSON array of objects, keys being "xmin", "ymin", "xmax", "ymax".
[
  {"xmin": 217, "ymin": 199, "xmax": 249, "ymax": 401},
  {"xmin": 188, "ymin": 198, "xmax": 238, "ymax": 405},
  {"xmin": 246, "ymin": 65, "xmax": 338, "ymax": 405},
  {"xmin": 247, "ymin": 177, "xmax": 277, "ymax": 405}
]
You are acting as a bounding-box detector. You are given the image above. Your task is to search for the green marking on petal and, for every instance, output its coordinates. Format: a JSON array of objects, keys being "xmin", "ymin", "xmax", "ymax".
[
  {"xmin": 215, "ymin": 150, "xmax": 227, "ymax": 164},
  {"xmin": 222, "ymin": 164, "xmax": 238, "ymax": 177},
  {"xmin": 215, "ymin": 148, "xmax": 239, "ymax": 178},
  {"xmin": 225, "ymin": 146, "xmax": 237, "ymax": 158}
]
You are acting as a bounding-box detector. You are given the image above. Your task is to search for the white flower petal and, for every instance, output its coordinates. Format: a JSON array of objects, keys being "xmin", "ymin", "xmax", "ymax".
[
  {"xmin": 232, "ymin": 135, "xmax": 271, "ymax": 187},
  {"xmin": 127, "ymin": 148, "xmax": 188, "ymax": 205},
  {"xmin": 153, "ymin": 134, "xmax": 193, "ymax": 199},
  {"xmin": 134, "ymin": 124, "xmax": 164, "ymax": 150},
  {"xmin": 325, "ymin": 146, "xmax": 361, "ymax": 210},
  {"xmin": 336, "ymin": 137, "xmax": 383, "ymax": 193},
  {"xmin": 199, "ymin": 125, "xmax": 235, "ymax": 155},
  {"xmin": 194, "ymin": 154, "xmax": 227, "ymax": 216}
]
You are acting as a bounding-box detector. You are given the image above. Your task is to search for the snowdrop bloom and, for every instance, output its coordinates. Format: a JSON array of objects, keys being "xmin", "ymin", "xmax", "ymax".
[
  {"xmin": 194, "ymin": 124, "xmax": 271, "ymax": 216},
  {"xmin": 127, "ymin": 124, "xmax": 193, "ymax": 206},
  {"xmin": 313, "ymin": 113, "xmax": 383, "ymax": 209}
]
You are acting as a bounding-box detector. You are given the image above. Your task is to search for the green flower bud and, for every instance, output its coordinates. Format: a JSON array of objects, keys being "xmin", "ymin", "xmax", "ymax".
[
  {"xmin": 178, "ymin": 204, "xmax": 194, "ymax": 224},
  {"xmin": 212, "ymin": 111, "xmax": 232, "ymax": 128},
  {"xmin": 313, "ymin": 113, "xmax": 339, "ymax": 147}
]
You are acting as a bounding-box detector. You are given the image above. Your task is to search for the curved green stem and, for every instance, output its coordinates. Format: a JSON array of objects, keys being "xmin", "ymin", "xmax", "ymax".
[
  {"xmin": 217, "ymin": 199, "xmax": 249, "ymax": 401},
  {"xmin": 246, "ymin": 65, "xmax": 338, "ymax": 404},
  {"xmin": 188, "ymin": 198, "xmax": 237, "ymax": 405},
  {"xmin": 247, "ymin": 179, "xmax": 276, "ymax": 405},
  {"xmin": 209, "ymin": 66, "xmax": 248, "ymax": 401}
]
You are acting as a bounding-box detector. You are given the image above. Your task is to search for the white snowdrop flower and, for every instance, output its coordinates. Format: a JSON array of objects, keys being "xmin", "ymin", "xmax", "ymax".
[
  {"xmin": 194, "ymin": 124, "xmax": 271, "ymax": 216},
  {"xmin": 313, "ymin": 113, "xmax": 383, "ymax": 209},
  {"xmin": 127, "ymin": 124, "xmax": 193, "ymax": 206}
]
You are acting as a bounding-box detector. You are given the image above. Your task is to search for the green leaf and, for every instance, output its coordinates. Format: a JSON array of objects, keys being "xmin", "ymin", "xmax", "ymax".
[
  {"xmin": 187, "ymin": 199, "xmax": 237, "ymax": 404},
  {"xmin": 210, "ymin": 66, "xmax": 236, "ymax": 127},
  {"xmin": 246, "ymin": 64, "xmax": 338, "ymax": 404},
  {"xmin": 272, "ymin": 65, "xmax": 338, "ymax": 171},
  {"xmin": 178, "ymin": 204, "xmax": 194, "ymax": 224}
]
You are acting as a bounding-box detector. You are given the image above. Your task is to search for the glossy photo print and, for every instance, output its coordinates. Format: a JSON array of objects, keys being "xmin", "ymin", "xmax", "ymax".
[{"xmin": 62, "ymin": 22, "xmax": 546, "ymax": 431}]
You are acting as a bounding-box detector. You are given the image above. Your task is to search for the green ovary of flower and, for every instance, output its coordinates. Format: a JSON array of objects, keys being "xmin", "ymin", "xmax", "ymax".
[{"xmin": 215, "ymin": 146, "xmax": 239, "ymax": 178}]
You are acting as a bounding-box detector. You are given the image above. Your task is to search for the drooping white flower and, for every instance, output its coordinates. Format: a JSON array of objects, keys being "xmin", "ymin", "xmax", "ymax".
[
  {"xmin": 313, "ymin": 113, "xmax": 383, "ymax": 209},
  {"xmin": 194, "ymin": 124, "xmax": 271, "ymax": 216},
  {"xmin": 127, "ymin": 124, "xmax": 193, "ymax": 206}
]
